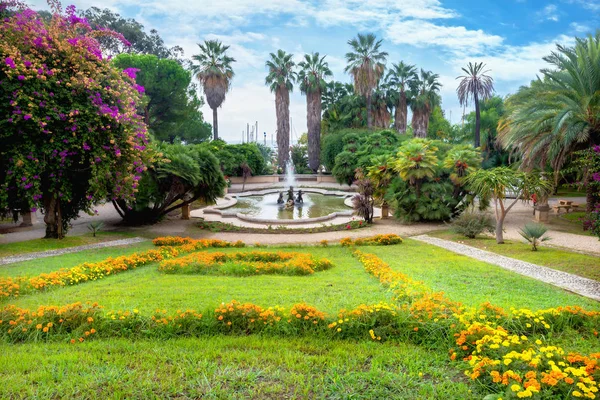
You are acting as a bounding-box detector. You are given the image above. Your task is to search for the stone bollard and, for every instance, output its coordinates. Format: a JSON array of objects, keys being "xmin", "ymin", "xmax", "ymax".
[
  {"xmin": 20, "ymin": 211, "xmax": 36, "ymax": 227},
  {"xmin": 534, "ymin": 204, "xmax": 550, "ymax": 222},
  {"xmin": 181, "ymin": 204, "xmax": 191, "ymax": 220}
]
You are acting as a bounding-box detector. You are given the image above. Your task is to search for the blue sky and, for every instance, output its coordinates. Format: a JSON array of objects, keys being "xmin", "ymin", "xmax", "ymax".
[{"xmin": 30, "ymin": 0, "xmax": 600, "ymax": 143}]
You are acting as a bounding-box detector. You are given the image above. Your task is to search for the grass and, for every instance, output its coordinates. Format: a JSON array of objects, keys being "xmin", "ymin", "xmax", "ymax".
[
  {"xmin": 550, "ymin": 185, "xmax": 586, "ymax": 198},
  {"xmin": 430, "ymin": 230, "xmax": 600, "ymax": 282},
  {"xmin": 2, "ymin": 246, "xmax": 391, "ymax": 315},
  {"xmin": 196, "ymin": 219, "xmax": 370, "ymax": 234},
  {"xmin": 363, "ymin": 239, "xmax": 600, "ymax": 311},
  {"xmin": 0, "ymin": 336, "xmax": 475, "ymax": 399},
  {"xmin": 0, "ymin": 231, "xmax": 137, "ymax": 258}
]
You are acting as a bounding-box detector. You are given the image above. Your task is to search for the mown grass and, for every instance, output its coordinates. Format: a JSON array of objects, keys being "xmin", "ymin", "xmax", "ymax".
[
  {"xmin": 2, "ymin": 246, "xmax": 391, "ymax": 314},
  {"xmin": 429, "ymin": 230, "xmax": 600, "ymax": 281},
  {"xmin": 0, "ymin": 336, "xmax": 476, "ymax": 399},
  {"xmin": 0, "ymin": 231, "xmax": 137, "ymax": 258},
  {"xmin": 363, "ymin": 239, "xmax": 600, "ymax": 311}
]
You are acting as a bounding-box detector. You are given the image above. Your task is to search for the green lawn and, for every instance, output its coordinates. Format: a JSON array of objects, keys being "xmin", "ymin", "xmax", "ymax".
[
  {"xmin": 0, "ymin": 231, "xmax": 138, "ymax": 258},
  {"xmin": 2, "ymin": 246, "xmax": 391, "ymax": 314},
  {"xmin": 363, "ymin": 239, "xmax": 600, "ymax": 311},
  {"xmin": 429, "ymin": 230, "xmax": 600, "ymax": 282},
  {"xmin": 0, "ymin": 336, "xmax": 475, "ymax": 399}
]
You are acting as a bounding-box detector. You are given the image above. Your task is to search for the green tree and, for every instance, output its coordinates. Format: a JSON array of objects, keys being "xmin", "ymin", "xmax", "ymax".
[
  {"xmin": 191, "ymin": 40, "xmax": 235, "ymax": 140},
  {"xmin": 298, "ymin": 53, "xmax": 332, "ymax": 172},
  {"xmin": 456, "ymin": 62, "xmax": 495, "ymax": 148},
  {"xmin": 345, "ymin": 33, "xmax": 388, "ymax": 129},
  {"xmin": 265, "ymin": 49, "xmax": 296, "ymax": 170},
  {"xmin": 0, "ymin": 5, "xmax": 153, "ymax": 238},
  {"xmin": 112, "ymin": 54, "xmax": 211, "ymax": 144},
  {"xmin": 386, "ymin": 62, "xmax": 417, "ymax": 134},
  {"xmin": 465, "ymin": 168, "xmax": 553, "ymax": 243},
  {"xmin": 393, "ymin": 139, "xmax": 439, "ymax": 196},
  {"xmin": 499, "ymin": 33, "xmax": 600, "ymax": 212},
  {"xmin": 411, "ymin": 70, "xmax": 441, "ymax": 138},
  {"xmin": 113, "ymin": 144, "xmax": 225, "ymax": 224},
  {"xmin": 427, "ymin": 106, "xmax": 452, "ymax": 141}
]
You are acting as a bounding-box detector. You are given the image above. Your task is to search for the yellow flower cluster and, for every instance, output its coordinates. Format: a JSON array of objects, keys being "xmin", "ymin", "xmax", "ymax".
[
  {"xmin": 152, "ymin": 236, "xmax": 245, "ymax": 248},
  {"xmin": 340, "ymin": 234, "xmax": 403, "ymax": 247},
  {"xmin": 158, "ymin": 250, "xmax": 333, "ymax": 276}
]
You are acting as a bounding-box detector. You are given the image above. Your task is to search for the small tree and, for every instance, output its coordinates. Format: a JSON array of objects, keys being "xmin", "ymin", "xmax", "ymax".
[
  {"xmin": 465, "ymin": 167, "xmax": 553, "ymax": 243},
  {"xmin": 352, "ymin": 169, "xmax": 375, "ymax": 223},
  {"xmin": 366, "ymin": 155, "xmax": 394, "ymax": 217}
]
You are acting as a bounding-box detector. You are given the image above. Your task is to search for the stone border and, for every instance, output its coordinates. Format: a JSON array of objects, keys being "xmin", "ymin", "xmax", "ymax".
[
  {"xmin": 412, "ymin": 234, "xmax": 600, "ymax": 302},
  {"xmin": 0, "ymin": 237, "xmax": 147, "ymax": 266},
  {"xmin": 201, "ymin": 188, "xmax": 358, "ymax": 226}
]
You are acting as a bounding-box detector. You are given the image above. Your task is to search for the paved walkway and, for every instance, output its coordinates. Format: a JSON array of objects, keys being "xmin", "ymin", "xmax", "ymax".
[
  {"xmin": 413, "ymin": 234, "xmax": 600, "ymax": 302},
  {"xmin": 0, "ymin": 237, "xmax": 147, "ymax": 266}
]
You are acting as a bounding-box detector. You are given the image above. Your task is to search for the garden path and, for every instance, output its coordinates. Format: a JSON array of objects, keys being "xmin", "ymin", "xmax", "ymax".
[{"xmin": 413, "ymin": 234, "xmax": 600, "ymax": 301}]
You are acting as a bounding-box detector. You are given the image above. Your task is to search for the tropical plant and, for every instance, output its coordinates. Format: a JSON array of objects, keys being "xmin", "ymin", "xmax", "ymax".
[
  {"xmin": 519, "ymin": 223, "xmax": 551, "ymax": 251},
  {"xmin": 87, "ymin": 221, "xmax": 104, "ymax": 237},
  {"xmin": 465, "ymin": 168, "xmax": 554, "ymax": 243},
  {"xmin": 352, "ymin": 170, "xmax": 375, "ymax": 223},
  {"xmin": 197, "ymin": 141, "xmax": 266, "ymax": 177},
  {"xmin": 370, "ymin": 83, "xmax": 393, "ymax": 128},
  {"xmin": 113, "ymin": 143, "xmax": 225, "ymax": 224},
  {"xmin": 499, "ymin": 33, "xmax": 600, "ymax": 212},
  {"xmin": 298, "ymin": 53, "xmax": 332, "ymax": 172},
  {"xmin": 345, "ymin": 33, "xmax": 388, "ymax": 129},
  {"xmin": 386, "ymin": 62, "xmax": 417, "ymax": 134},
  {"xmin": 443, "ymin": 145, "xmax": 482, "ymax": 187},
  {"xmin": 393, "ymin": 139, "xmax": 439, "ymax": 196},
  {"xmin": 411, "ymin": 70, "xmax": 441, "ymax": 138},
  {"xmin": 0, "ymin": 5, "xmax": 153, "ymax": 238},
  {"xmin": 191, "ymin": 40, "xmax": 235, "ymax": 140},
  {"xmin": 451, "ymin": 211, "xmax": 495, "ymax": 238},
  {"xmin": 456, "ymin": 62, "xmax": 494, "ymax": 148},
  {"xmin": 265, "ymin": 49, "xmax": 296, "ymax": 170},
  {"xmin": 366, "ymin": 155, "xmax": 394, "ymax": 217}
]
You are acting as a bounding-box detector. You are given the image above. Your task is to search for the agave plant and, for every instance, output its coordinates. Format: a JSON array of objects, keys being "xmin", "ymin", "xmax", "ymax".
[
  {"xmin": 87, "ymin": 221, "xmax": 104, "ymax": 237},
  {"xmin": 519, "ymin": 223, "xmax": 551, "ymax": 251}
]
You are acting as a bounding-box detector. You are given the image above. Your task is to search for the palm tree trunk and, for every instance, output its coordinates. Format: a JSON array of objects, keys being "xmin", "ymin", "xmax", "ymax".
[
  {"xmin": 307, "ymin": 90, "xmax": 321, "ymax": 172},
  {"xmin": 411, "ymin": 109, "xmax": 421, "ymax": 137},
  {"xmin": 212, "ymin": 107, "xmax": 218, "ymax": 140},
  {"xmin": 474, "ymin": 91, "xmax": 480, "ymax": 147},
  {"xmin": 395, "ymin": 91, "xmax": 407, "ymax": 133},
  {"xmin": 422, "ymin": 104, "xmax": 431, "ymax": 137},
  {"xmin": 276, "ymin": 86, "xmax": 290, "ymax": 171},
  {"xmin": 366, "ymin": 93, "xmax": 372, "ymax": 129}
]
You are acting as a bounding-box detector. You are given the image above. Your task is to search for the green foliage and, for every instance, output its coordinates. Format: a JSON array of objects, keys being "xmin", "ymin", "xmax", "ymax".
[
  {"xmin": 112, "ymin": 54, "xmax": 211, "ymax": 144},
  {"xmin": 291, "ymin": 143, "xmax": 309, "ymax": 174},
  {"xmin": 443, "ymin": 146, "xmax": 482, "ymax": 186},
  {"xmin": 198, "ymin": 141, "xmax": 267, "ymax": 177},
  {"xmin": 427, "ymin": 106, "xmax": 452, "ymax": 140},
  {"xmin": 87, "ymin": 221, "xmax": 104, "ymax": 237},
  {"xmin": 393, "ymin": 139, "xmax": 439, "ymax": 182},
  {"xmin": 321, "ymin": 82, "xmax": 366, "ymax": 133},
  {"xmin": 113, "ymin": 143, "xmax": 225, "ymax": 224},
  {"xmin": 519, "ymin": 223, "xmax": 551, "ymax": 251},
  {"xmin": 450, "ymin": 211, "xmax": 495, "ymax": 238},
  {"xmin": 332, "ymin": 151, "xmax": 357, "ymax": 185}
]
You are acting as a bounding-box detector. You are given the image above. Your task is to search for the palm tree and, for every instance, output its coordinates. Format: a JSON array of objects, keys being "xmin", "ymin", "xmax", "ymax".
[
  {"xmin": 298, "ymin": 52, "xmax": 332, "ymax": 172},
  {"xmin": 393, "ymin": 138, "xmax": 439, "ymax": 196},
  {"xmin": 456, "ymin": 62, "xmax": 495, "ymax": 148},
  {"xmin": 410, "ymin": 70, "xmax": 441, "ymax": 138},
  {"xmin": 386, "ymin": 62, "xmax": 417, "ymax": 134},
  {"xmin": 499, "ymin": 33, "xmax": 600, "ymax": 211},
  {"xmin": 265, "ymin": 49, "xmax": 296, "ymax": 170},
  {"xmin": 370, "ymin": 83, "xmax": 393, "ymax": 128},
  {"xmin": 344, "ymin": 33, "xmax": 388, "ymax": 129},
  {"xmin": 191, "ymin": 40, "xmax": 235, "ymax": 140}
]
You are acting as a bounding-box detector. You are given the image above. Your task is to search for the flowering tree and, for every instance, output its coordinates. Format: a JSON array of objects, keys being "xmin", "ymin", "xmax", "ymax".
[{"xmin": 0, "ymin": 3, "xmax": 153, "ymax": 238}]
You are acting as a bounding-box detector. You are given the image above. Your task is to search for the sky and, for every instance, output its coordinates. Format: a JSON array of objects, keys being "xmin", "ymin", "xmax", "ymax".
[{"xmin": 29, "ymin": 0, "xmax": 600, "ymax": 144}]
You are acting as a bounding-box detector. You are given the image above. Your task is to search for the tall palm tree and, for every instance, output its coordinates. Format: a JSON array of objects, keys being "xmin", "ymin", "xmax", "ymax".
[
  {"xmin": 298, "ymin": 52, "xmax": 332, "ymax": 172},
  {"xmin": 190, "ymin": 40, "xmax": 235, "ymax": 140},
  {"xmin": 411, "ymin": 70, "xmax": 441, "ymax": 138},
  {"xmin": 344, "ymin": 33, "xmax": 388, "ymax": 129},
  {"xmin": 499, "ymin": 33, "xmax": 600, "ymax": 212},
  {"xmin": 265, "ymin": 49, "xmax": 296, "ymax": 170},
  {"xmin": 386, "ymin": 62, "xmax": 417, "ymax": 134},
  {"xmin": 456, "ymin": 62, "xmax": 494, "ymax": 148}
]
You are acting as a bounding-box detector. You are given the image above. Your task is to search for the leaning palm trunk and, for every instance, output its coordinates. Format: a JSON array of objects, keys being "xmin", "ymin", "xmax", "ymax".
[
  {"xmin": 307, "ymin": 90, "xmax": 321, "ymax": 172},
  {"xmin": 394, "ymin": 92, "xmax": 407, "ymax": 133},
  {"xmin": 276, "ymin": 86, "xmax": 291, "ymax": 170}
]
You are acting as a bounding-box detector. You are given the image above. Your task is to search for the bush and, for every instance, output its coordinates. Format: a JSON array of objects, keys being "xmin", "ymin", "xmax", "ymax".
[
  {"xmin": 451, "ymin": 211, "xmax": 495, "ymax": 238},
  {"xmin": 198, "ymin": 141, "xmax": 266, "ymax": 177}
]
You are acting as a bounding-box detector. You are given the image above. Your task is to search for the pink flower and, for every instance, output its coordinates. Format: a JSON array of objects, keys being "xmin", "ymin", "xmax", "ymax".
[
  {"xmin": 5, "ymin": 57, "xmax": 15, "ymax": 68},
  {"xmin": 17, "ymin": 75, "xmax": 25, "ymax": 81},
  {"xmin": 23, "ymin": 114, "xmax": 32, "ymax": 120}
]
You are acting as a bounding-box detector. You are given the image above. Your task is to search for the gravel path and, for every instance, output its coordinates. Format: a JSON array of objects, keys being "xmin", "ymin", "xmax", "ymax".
[
  {"xmin": 0, "ymin": 237, "xmax": 147, "ymax": 266},
  {"xmin": 412, "ymin": 234, "xmax": 600, "ymax": 302}
]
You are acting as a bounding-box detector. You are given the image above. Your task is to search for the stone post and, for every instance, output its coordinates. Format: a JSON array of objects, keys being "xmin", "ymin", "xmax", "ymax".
[
  {"xmin": 181, "ymin": 204, "xmax": 191, "ymax": 220},
  {"xmin": 20, "ymin": 211, "xmax": 36, "ymax": 227},
  {"xmin": 381, "ymin": 202, "xmax": 389, "ymax": 219},
  {"xmin": 534, "ymin": 203, "xmax": 550, "ymax": 223}
]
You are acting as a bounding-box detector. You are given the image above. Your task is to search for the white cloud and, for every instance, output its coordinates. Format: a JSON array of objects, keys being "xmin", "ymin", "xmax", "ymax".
[
  {"xmin": 562, "ymin": 0, "xmax": 600, "ymax": 11},
  {"xmin": 570, "ymin": 22, "xmax": 591, "ymax": 33},
  {"xmin": 385, "ymin": 19, "xmax": 504, "ymax": 55},
  {"xmin": 539, "ymin": 4, "xmax": 559, "ymax": 21}
]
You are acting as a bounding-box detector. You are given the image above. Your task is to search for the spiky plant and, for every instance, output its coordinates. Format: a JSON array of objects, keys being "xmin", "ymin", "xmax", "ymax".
[
  {"xmin": 87, "ymin": 221, "xmax": 104, "ymax": 237},
  {"xmin": 456, "ymin": 62, "xmax": 494, "ymax": 148},
  {"xmin": 519, "ymin": 223, "xmax": 551, "ymax": 251},
  {"xmin": 345, "ymin": 33, "xmax": 388, "ymax": 129},
  {"xmin": 298, "ymin": 53, "xmax": 332, "ymax": 172},
  {"xmin": 386, "ymin": 61, "xmax": 417, "ymax": 133},
  {"xmin": 265, "ymin": 50, "xmax": 296, "ymax": 170},
  {"xmin": 191, "ymin": 40, "xmax": 235, "ymax": 140}
]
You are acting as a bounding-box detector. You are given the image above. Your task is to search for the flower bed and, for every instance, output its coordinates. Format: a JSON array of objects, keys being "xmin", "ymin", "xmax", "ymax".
[
  {"xmin": 340, "ymin": 234, "xmax": 403, "ymax": 247},
  {"xmin": 158, "ymin": 251, "xmax": 334, "ymax": 276}
]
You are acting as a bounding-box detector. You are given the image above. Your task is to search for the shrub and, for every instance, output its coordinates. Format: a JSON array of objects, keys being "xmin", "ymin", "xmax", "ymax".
[
  {"xmin": 451, "ymin": 211, "xmax": 495, "ymax": 238},
  {"xmin": 519, "ymin": 223, "xmax": 551, "ymax": 251}
]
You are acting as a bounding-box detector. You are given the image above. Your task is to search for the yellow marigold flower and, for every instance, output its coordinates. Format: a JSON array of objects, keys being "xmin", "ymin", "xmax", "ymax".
[
  {"xmin": 35, "ymin": 324, "xmax": 42, "ymax": 329},
  {"xmin": 337, "ymin": 328, "xmax": 341, "ymax": 332},
  {"xmin": 573, "ymin": 391, "xmax": 583, "ymax": 398},
  {"xmin": 511, "ymin": 384, "xmax": 521, "ymax": 392}
]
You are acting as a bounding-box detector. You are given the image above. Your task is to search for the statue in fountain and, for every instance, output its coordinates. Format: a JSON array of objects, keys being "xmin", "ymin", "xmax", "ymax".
[
  {"xmin": 277, "ymin": 192, "xmax": 284, "ymax": 204},
  {"xmin": 287, "ymin": 187, "xmax": 295, "ymax": 203},
  {"xmin": 295, "ymin": 190, "xmax": 303, "ymax": 204}
]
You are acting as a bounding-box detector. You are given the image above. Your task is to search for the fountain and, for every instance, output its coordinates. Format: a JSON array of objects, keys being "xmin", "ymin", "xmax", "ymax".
[{"xmin": 285, "ymin": 152, "xmax": 296, "ymax": 190}]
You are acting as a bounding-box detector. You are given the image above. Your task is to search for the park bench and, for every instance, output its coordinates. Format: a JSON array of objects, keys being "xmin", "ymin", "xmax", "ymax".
[{"xmin": 552, "ymin": 199, "xmax": 581, "ymax": 214}]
